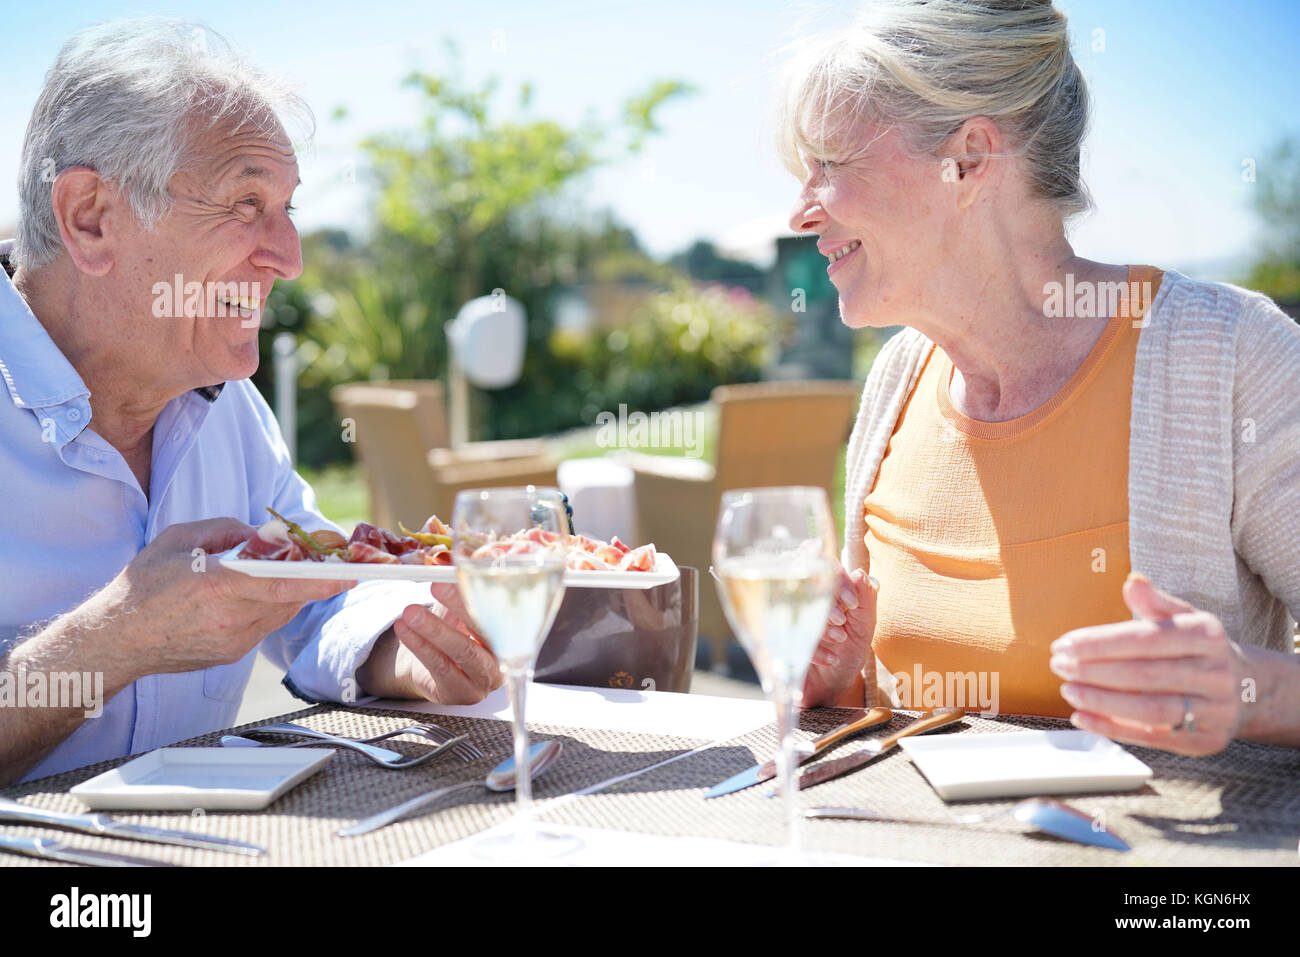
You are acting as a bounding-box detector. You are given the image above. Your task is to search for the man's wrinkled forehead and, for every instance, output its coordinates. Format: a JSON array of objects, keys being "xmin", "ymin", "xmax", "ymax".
[{"xmin": 182, "ymin": 115, "xmax": 298, "ymax": 186}]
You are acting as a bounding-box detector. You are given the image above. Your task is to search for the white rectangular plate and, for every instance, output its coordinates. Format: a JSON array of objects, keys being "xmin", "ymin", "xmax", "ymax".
[
  {"xmin": 69, "ymin": 747, "xmax": 333, "ymax": 810},
  {"xmin": 898, "ymin": 730, "xmax": 1153, "ymax": 801},
  {"xmin": 218, "ymin": 547, "xmax": 679, "ymax": 590}
]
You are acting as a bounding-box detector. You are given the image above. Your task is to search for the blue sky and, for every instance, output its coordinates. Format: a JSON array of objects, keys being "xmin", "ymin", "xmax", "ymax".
[{"xmin": 2, "ymin": 0, "xmax": 1297, "ymax": 279}]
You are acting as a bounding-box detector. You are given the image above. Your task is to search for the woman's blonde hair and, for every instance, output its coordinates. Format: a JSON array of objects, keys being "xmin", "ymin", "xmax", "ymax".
[{"xmin": 777, "ymin": 0, "xmax": 1091, "ymax": 217}]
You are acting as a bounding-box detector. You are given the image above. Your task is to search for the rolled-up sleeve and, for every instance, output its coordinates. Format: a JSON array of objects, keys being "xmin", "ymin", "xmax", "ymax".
[
  {"xmin": 235, "ymin": 381, "xmax": 435, "ymax": 704},
  {"xmin": 275, "ymin": 578, "xmax": 434, "ymax": 704}
]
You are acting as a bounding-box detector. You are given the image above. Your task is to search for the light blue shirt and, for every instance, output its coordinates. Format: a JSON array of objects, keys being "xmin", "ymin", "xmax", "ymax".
[{"xmin": 0, "ymin": 250, "xmax": 432, "ymax": 782}]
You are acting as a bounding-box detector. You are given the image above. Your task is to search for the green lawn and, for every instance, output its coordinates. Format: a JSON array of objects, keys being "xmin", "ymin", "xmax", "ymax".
[{"xmin": 298, "ymin": 462, "xmax": 370, "ymax": 534}]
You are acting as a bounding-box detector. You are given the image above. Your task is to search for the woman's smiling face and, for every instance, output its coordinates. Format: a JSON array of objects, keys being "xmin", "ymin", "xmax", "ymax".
[{"xmin": 788, "ymin": 122, "xmax": 956, "ymax": 330}]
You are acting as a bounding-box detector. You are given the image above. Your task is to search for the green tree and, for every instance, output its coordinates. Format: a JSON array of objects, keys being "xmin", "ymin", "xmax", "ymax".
[
  {"xmin": 1242, "ymin": 136, "xmax": 1300, "ymax": 303},
  {"xmin": 669, "ymin": 240, "xmax": 767, "ymax": 294},
  {"xmin": 275, "ymin": 66, "xmax": 695, "ymax": 462}
]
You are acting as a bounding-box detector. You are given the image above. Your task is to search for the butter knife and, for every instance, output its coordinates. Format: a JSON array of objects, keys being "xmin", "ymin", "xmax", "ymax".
[
  {"xmin": 0, "ymin": 833, "xmax": 179, "ymax": 867},
  {"xmin": 0, "ymin": 797, "xmax": 265, "ymax": 856},
  {"xmin": 790, "ymin": 708, "xmax": 966, "ymax": 792},
  {"xmin": 705, "ymin": 707, "xmax": 894, "ymax": 799}
]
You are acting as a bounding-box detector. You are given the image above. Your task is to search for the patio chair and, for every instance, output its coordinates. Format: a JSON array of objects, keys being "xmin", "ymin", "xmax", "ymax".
[
  {"xmin": 630, "ymin": 379, "xmax": 861, "ymax": 669},
  {"xmin": 366, "ymin": 379, "xmax": 449, "ymax": 449},
  {"xmin": 363, "ymin": 379, "xmax": 551, "ymax": 460},
  {"xmin": 331, "ymin": 383, "xmax": 558, "ymax": 528}
]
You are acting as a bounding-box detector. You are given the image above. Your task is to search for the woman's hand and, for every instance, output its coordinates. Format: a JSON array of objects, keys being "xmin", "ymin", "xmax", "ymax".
[
  {"xmin": 1049, "ymin": 573, "xmax": 1249, "ymax": 756},
  {"xmin": 800, "ymin": 567, "xmax": 878, "ymax": 708}
]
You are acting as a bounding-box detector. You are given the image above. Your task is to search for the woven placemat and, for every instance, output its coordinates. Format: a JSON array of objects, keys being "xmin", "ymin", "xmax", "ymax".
[
  {"xmin": 0, "ymin": 706, "xmax": 710, "ymax": 867},
  {"xmin": 539, "ymin": 710, "xmax": 1300, "ymax": 866}
]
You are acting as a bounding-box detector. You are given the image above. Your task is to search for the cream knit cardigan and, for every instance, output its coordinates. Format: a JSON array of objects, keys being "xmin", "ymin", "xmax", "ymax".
[{"xmin": 841, "ymin": 270, "xmax": 1300, "ymax": 704}]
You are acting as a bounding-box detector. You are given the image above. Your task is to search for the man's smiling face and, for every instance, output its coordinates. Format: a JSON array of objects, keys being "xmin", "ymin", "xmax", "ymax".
[{"xmin": 115, "ymin": 114, "xmax": 302, "ymax": 389}]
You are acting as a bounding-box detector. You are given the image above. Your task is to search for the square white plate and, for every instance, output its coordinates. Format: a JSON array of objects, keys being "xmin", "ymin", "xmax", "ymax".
[
  {"xmin": 218, "ymin": 547, "xmax": 679, "ymax": 590},
  {"xmin": 70, "ymin": 747, "xmax": 334, "ymax": 810},
  {"xmin": 897, "ymin": 730, "xmax": 1153, "ymax": 801}
]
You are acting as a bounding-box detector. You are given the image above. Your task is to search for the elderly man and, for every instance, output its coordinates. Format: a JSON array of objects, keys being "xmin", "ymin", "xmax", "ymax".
[{"xmin": 0, "ymin": 20, "xmax": 501, "ymax": 785}]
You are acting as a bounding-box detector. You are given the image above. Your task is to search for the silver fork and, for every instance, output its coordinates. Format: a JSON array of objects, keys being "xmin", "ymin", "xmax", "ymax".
[
  {"xmin": 245, "ymin": 721, "xmax": 484, "ymax": 762},
  {"xmin": 396, "ymin": 722, "xmax": 485, "ymax": 763},
  {"xmin": 220, "ymin": 731, "xmax": 469, "ymax": 769}
]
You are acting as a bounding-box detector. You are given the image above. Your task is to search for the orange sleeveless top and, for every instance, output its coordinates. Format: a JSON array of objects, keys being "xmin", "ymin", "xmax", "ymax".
[{"xmin": 864, "ymin": 267, "xmax": 1163, "ymax": 717}]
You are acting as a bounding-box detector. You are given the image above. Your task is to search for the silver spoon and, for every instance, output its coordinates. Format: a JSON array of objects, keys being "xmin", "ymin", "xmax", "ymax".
[
  {"xmin": 805, "ymin": 797, "xmax": 1130, "ymax": 850},
  {"xmin": 337, "ymin": 739, "xmax": 564, "ymax": 837}
]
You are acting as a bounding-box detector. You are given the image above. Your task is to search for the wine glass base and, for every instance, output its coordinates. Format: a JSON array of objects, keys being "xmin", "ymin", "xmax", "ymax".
[{"xmin": 471, "ymin": 828, "xmax": 583, "ymax": 863}]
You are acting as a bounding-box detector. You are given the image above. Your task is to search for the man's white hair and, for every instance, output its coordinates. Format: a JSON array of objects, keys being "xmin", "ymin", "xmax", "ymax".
[{"xmin": 14, "ymin": 18, "xmax": 313, "ymax": 268}]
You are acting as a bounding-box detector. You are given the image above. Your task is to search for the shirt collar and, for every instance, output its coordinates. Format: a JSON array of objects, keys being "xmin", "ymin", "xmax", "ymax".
[
  {"xmin": 0, "ymin": 240, "xmax": 225, "ymax": 407},
  {"xmin": 0, "ymin": 248, "xmax": 91, "ymax": 412}
]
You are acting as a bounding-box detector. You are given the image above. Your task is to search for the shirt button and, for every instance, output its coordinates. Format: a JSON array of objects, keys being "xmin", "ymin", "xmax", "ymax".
[
  {"xmin": 173, "ymin": 433, "xmax": 182, "ymax": 443},
  {"xmin": 67, "ymin": 408, "xmax": 81, "ymax": 421}
]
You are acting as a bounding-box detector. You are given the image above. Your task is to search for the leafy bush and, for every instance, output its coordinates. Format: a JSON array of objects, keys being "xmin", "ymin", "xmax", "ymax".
[{"xmin": 543, "ymin": 279, "xmax": 783, "ymax": 429}]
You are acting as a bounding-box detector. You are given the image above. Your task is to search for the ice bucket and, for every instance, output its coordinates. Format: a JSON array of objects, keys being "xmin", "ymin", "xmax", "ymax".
[{"xmin": 535, "ymin": 565, "xmax": 698, "ymax": 693}]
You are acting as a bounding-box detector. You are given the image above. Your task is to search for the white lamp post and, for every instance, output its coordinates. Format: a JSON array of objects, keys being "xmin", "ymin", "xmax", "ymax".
[{"xmin": 445, "ymin": 291, "xmax": 527, "ymax": 447}]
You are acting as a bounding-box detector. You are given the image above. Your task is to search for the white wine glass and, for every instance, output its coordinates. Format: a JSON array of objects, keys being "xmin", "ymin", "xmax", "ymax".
[
  {"xmin": 713, "ymin": 487, "xmax": 840, "ymax": 863},
  {"xmin": 451, "ymin": 486, "xmax": 579, "ymax": 861}
]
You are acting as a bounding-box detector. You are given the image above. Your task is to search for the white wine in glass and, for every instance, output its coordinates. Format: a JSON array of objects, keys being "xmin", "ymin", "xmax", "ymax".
[
  {"xmin": 452, "ymin": 486, "xmax": 579, "ymax": 861},
  {"xmin": 714, "ymin": 487, "xmax": 839, "ymax": 863}
]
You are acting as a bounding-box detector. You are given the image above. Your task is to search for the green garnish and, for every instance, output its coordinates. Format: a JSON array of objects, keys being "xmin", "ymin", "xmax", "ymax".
[
  {"xmin": 398, "ymin": 521, "xmax": 453, "ymax": 548},
  {"xmin": 267, "ymin": 507, "xmax": 344, "ymax": 557}
]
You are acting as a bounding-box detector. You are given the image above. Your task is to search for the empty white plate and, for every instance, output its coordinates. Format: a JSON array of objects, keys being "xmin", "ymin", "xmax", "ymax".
[
  {"xmin": 898, "ymin": 730, "xmax": 1153, "ymax": 801},
  {"xmin": 70, "ymin": 748, "xmax": 334, "ymax": 810}
]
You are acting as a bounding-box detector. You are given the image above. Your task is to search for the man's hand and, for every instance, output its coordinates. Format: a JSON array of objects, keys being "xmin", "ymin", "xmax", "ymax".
[
  {"xmin": 359, "ymin": 583, "xmax": 503, "ymax": 705},
  {"xmin": 1050, "ymin": 573, "xmax": 1249, "ymax": 756},
  {"xmin": 0, "ymin": 517, "xmax": 355, "ymax": 785},
  {"xmin": 101, "ymin": 517, "xmax": 355, "ymax": 683},
  {"xmin": 800, "ymin": 567, "xmax": 877, "ymax": 708}
]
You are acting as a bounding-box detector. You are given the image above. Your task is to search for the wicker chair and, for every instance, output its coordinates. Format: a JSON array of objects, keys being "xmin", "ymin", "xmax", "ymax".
[
  {"xmin": 367, "ymin": 379, "xmax": 449, "ymax": 450},
  {"xmin": 331, "ymin": 382, "xmax": 558, "ymax": 529},
  {"xmin": 630, "ymin": 379, "xmax": 861, "ymax": 669}
]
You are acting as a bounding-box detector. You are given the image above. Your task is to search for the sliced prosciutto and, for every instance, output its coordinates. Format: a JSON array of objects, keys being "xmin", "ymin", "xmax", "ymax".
[
  {"xmin": 618, "ymin": 544, "xmax": 657, "ymax": 572},
  {"xmin": 344, "ymin": 541, "xmax": 401, "ymax": 564},
  {"xmin": 237, "ymin": 520, "xmax": 307, "ymax": 561},
  {"xmin": 236, "ymin": 510, "xmax": 657, "ymax": 572}
]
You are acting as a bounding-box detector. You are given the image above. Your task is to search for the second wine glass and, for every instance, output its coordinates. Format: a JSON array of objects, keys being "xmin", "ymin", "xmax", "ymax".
[
  {"xmin": 713, "ymin": 486, "xmax": 840, "ymax": 863},
  {"xmin": 451, "ymin": 486, "xmax": 579, "ymax": 861}
]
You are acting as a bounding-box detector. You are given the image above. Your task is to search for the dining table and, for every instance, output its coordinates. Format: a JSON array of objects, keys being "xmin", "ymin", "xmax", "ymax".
[{"xmin": 2, "ymin": 682, "xmax": 1298, "ymax": 867}]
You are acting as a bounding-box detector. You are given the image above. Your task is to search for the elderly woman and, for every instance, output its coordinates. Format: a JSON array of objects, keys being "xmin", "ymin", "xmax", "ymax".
[{"xmin": 790, "ymin": 0, "xmax": 1300, "ymax": 756}]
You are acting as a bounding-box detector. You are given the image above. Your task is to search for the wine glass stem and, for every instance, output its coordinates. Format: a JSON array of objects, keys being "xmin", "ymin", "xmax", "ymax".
[
  {"xmin": 504, "ymin": 664, "xmax": 534, "ymax": 841},
  {"xmin": 774, "ymin": 679, "xmax": 801, "ymax": 862}
]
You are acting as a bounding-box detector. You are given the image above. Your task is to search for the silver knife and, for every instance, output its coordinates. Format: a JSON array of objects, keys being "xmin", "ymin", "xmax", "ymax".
[
  {"xmin": 789, "ymin": 708, "xmax": 966, "ymax": 793},
  {"xmin": 0, "ymin": 833, "xmax": 180, "ymax": 867},
  {"xmin": 0, "ymin": 797, "xmax": 265, "ymax": 856},
  {"xmin": 704, "ymin": 707, "xmax": 895, "ymax": 799}
]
